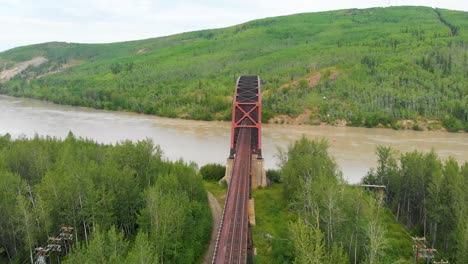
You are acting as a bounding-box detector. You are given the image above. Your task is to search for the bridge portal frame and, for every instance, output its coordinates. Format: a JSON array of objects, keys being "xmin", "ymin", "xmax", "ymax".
[{"xmin": 230, "ymin": 76, "xmax": 262, "ymax": 159}]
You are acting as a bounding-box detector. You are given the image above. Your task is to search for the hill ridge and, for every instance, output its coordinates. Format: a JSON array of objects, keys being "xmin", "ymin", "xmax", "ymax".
[{"xmin": 0, "ymin": 6, "xmax": 467, "ymax": 131}]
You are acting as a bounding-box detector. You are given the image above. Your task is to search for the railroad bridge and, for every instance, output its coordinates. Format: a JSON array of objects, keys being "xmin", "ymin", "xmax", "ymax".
[{"xmin": 212, "ymin": 76, "xmax": 267, "ymax": 264}]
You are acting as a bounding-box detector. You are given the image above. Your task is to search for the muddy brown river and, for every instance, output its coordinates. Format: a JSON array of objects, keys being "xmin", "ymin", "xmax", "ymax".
[{"xmin": 1, "ymin": 95, "xmax": 467, "ymax": 183}]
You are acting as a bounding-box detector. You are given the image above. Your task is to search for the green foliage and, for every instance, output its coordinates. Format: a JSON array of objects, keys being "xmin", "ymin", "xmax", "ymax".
[
  {"xmin": 203, "ymin": 181, "xmax": 227, "ymax": 205},
  {"xmin": 69, "ymin": 226, "xmax": 128, "ymax": 264},
  {"xmin": 0, "ymin": 169, "xmax": 23, "ymax": 258},
  {"xmin": 252, "ymin": 184, "xmax": 294, "ymax": 263},
  {"xmin": 348, "ymin": 112, "xmax": 364, "ymax": 127},
  {"xmin": 273, "ymin": 138, "xmax": 407, "ymax": 263},
  {"xmin": 428, "ymin": 121, "xmax": 443, "ymax": 131},
  {"xmin": 289, "ymin": 218, "xmax": 349, "ymax": 264},
  {"xmin": 0, "ymin": 133, "xmax": 211, "ymax": 264},
  {"xmin": 364, "ymin": 113, "xmax": 393, "ymax": 128},
  {"xmin": 199, "ymin": 163, "xmax": 225, "ymax": 181},
  {"xmin": 412, "ymin": 122, "xmax": 423, "ymax": 131},
  {"xmin": 279, "ymin": 136, "xmax": 340, "ymax": 203},
  {"xmin": 0, "ymin": 7, "xmax": 467, "ymax": 129},
  {"xmin": 124, "ymin": 231, "xmax": 158, "ymax": 264},
  {"xmin": 365, "ymin": 146, "xmax": 468, "ymax": 263},
  {"xmin": 443, "ymin": 115, "xmax": 464, "ymax": 132},
  {"xmin": 365, "ymin": 194, "xmax": 388, "ymax": 264},
  {"xmin": 136, "ymin": 163, "xmax": 211, "ymax": 263},
  {"xmin": 277, "ymin": 137, "xmax": 414, "ymax": 263},
  {"xmin": 265, "ymin": 169, "xmax": 281, "ymax": 183},
  {"xmin": 289, "ymin": 219, "xmax": 328, "ymax": 264}
]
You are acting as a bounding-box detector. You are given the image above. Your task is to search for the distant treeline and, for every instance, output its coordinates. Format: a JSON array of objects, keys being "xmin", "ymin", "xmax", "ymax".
[{"xmin": 0, "ymin": 133, "xmax": 211, "ymax": 264}]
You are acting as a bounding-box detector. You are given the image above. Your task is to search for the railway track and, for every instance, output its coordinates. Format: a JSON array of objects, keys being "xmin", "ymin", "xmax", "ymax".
[{"xmin": 212, "ymin": 128, "xmax": 252, "ymax": 264}]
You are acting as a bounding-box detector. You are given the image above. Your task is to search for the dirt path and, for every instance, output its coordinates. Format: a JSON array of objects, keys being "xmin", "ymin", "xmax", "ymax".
[{"xmin": 203, "ymin": 191, "xmax": 222, "ymax": 264}]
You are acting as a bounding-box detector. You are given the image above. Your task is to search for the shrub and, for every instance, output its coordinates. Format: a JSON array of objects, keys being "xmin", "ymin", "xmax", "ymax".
[
  {"xmin": 391, "ymin": 121, "xmax": 401, "ymax": 130},
  {"xmin": 442, "ymin": 115, "xmax": 463, "ymax": 132},
  {"xmin": 412, "ymin": 123, "xmax": 423, "ymax": 131},
  {"xmin": 348, "ymin": 112, "xmax": 364, "ymax": 127},
  {"xmin": 364, "ymin": 114, "xmax": 379, "ymax": 128},
  {"xmin": 266, "ymin": 169, "xmax": 281, "ymax": 183},
  {"xmin": 427, "ymin": 122, "xmax": 442, "ymax": 131},
  {"xmin": 200, "ymin": 163, "xmax": 225, "ymax": 181}
]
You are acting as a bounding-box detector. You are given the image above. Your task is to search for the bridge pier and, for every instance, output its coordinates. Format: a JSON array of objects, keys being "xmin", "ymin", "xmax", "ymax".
[
  {"xmin": 220, "ymin": 155, "xmax": 267, "ymax": 228},
  {"xmin": 221, "ymin": 158, "xmax": 235, "ymax": 186},
  {"xmin": 221, "ymin": 155, "xmax": 267, "ymax": 189},
  {"xmin": 251, "ymin": 155, "xmax": 268, "ymax": 189}
]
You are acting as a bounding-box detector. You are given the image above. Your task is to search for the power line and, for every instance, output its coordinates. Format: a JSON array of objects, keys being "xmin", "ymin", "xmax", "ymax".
[{"xmin": 28, "ymin": 226, "xmax": 74, "ymax": 264}]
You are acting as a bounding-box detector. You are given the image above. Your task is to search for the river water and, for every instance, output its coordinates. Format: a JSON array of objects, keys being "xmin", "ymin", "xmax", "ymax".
[{"xmin": 1, "ymin": 95, "xmax": 467, "ymax": 183}]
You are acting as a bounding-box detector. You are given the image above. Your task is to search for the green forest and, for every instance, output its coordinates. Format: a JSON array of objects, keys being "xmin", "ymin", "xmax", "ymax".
[
  {"xmin": 363, "ymin": 146, "xmax": 468, "ymax": 263},
  {"xmin": 0, "ymin": 133, "xmax": 467, "ymax": 263},
  {"xmin": 0, "ymin": 6, "xmax": 467, "ymax": 131},
  {"xmin": 244, "ymin": 138, "xmax": 467, "ymax": 263},
  {"xmin": 0, "ymin": 133, "xmax": 211, "ymax": 264}
]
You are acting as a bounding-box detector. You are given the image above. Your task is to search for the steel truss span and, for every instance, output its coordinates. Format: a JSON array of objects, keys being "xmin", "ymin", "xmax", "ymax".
[{"xmin": 213, "ymin": 76, "xmax": 260, "ymax": 264}]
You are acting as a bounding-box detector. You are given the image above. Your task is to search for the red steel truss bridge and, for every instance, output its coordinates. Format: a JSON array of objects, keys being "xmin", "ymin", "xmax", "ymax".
[{"xmin": 212, "ymin": 76, "xmax": 262, "ymax": 264}]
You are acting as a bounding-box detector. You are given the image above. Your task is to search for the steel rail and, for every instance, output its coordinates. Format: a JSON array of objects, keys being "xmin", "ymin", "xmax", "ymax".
[
  {"xmin": 213, "ymin": 128, "xmax": 251, "ymax": 264},
  {"xmin": 227, "ymin": 129, "xmax": 250, "ymax": 263}
]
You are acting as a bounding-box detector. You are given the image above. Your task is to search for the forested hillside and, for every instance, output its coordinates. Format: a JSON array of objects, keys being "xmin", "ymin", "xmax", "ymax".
[
  {"xmin": 0, "ymin": 134, "xmax": 211, "ymax": 263},
  {"xmin": 0, "ymin": 6, "xmax": 467, "ymax": 130}
]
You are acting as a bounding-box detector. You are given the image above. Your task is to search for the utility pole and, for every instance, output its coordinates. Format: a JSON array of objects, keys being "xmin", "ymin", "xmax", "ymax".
[
  {"xmin": 33, "ymin": 226, "xmax": 74, "ymax": 264},
  {"xmin": 47, "ymin": 237, "xmax": 62, "ymax": 264},
  {"xmin": 34, "ymin": 248, "xmax": 48, "ymax": 264},
  {"xmin": 412, "ymin": 237, "xmax": 437, "ymax": 264},
  {"xmin": 59, "ymin": 226, "xmax": 74, "ymax": 255}
]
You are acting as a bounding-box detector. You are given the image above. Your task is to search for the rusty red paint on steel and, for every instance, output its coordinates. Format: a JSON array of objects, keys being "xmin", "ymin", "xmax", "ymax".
[
  {"xmin": 213, "ymin": 128, "xmax": 252, "ymax": 264},
  {"xmin": 212, "ymin": 76, "xmax": 260, "ymax": 263},
  {"xmin": 230, "ymin": 76, "xmax": 262, "ymax": 158}
]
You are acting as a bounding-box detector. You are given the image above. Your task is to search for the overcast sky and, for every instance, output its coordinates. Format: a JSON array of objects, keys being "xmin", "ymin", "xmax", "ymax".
[{"xmin": 1, "ymin": 0, "xmax": 467, "ymax": 52}]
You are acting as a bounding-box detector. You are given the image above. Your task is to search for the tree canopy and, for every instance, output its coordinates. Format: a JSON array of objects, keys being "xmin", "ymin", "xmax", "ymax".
[
  {"xmin": 363, "ymin": 146, "xmax": 468, "ymax": 263},
  {"xmin": 0, "ymin": 133, "xmax": 211, "ymax": 264}
]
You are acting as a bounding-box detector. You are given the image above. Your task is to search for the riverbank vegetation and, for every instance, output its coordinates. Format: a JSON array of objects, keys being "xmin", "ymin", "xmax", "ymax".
[
  {"xmin": 0, "ymin": 6, "xmax": 467, "ymax": 131},
  {"xmin": 256, "ymin": 137, "xmax": 414, "ymax": 263},
  {"xmin": 363, "ymin": 146, "xmax": 468, "ymax": 263},
  {"xmin": 0, "ymin": 133, "xmax": 211, "ymax": 264},
  {"xmin": 200, "ymin": 163, "xmax": 226, "ymax": 182},
  {"xmin": 251, "ymin": 137, "xmax": 466, "ymax": 263}
]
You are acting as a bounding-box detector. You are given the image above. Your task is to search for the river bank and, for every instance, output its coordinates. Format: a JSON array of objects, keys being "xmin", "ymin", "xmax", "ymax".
[
  {"xmin": 3, "ymin": 94, "xmax": 466, "ymax": 134},
  {"xmin": 1, "ymin": 95, "xmax": 467, "ymax": 183}
]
